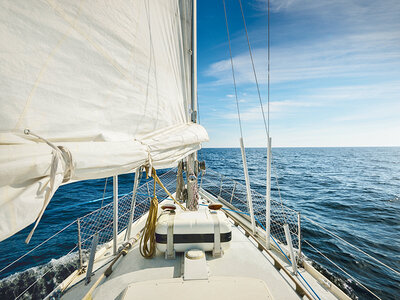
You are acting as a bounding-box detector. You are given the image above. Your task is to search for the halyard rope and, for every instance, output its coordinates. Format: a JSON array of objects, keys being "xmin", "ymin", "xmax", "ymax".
[
  {"xmin": 139, "ymin": 169, "xmax": 159, "ymax": 258},
  {"xmin": 139, "ymin": 168, "xmax": 186, "ymax": 258}
]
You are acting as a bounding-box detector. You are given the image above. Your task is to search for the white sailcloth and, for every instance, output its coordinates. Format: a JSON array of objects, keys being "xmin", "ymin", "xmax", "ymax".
[{"xmin": 0, "ymin": 0, "xmax": 208, "ymax": 241}]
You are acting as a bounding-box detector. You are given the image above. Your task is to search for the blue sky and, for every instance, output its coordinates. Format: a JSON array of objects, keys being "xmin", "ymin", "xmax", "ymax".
[{"xmin": 197, "ymin": 0, "xmax": 400, "ymax": 147}]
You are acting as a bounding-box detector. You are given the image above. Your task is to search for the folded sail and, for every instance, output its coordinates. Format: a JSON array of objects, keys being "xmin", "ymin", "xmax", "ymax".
[{"xmin": 0, "ymin": 0, "xmax": 208, "ymax": 241}]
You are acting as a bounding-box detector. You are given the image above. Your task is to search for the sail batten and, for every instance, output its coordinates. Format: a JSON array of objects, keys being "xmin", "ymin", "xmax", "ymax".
[{"xmin": 0, "ymin": 0, "xmax": 208, "ymax": 241}]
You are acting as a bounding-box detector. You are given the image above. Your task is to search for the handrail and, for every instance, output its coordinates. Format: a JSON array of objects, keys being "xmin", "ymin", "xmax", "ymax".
[
  {"xmin": 303, "ymin": 239, "xmax": 382, "ymax": 300},
  {"xmin": 14, "ymin": 245, "xmax": 78, "ymax": 300},
  {"xmin": 303, "ymin": 215, "xmax": 400, "ymax": 276},
  {"xmin": 202, "ymin": 168, "xmax": 395, "ymax": 300}
]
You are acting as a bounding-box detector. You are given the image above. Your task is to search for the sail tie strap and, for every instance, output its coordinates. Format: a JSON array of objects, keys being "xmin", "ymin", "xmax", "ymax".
[
  {"xmin": 134, "ymin": 138, "xmax": 153, "ymax": 171},
  {"xmin": 23, "ymin": 129, "xmax": 74, "ymax": 243}
]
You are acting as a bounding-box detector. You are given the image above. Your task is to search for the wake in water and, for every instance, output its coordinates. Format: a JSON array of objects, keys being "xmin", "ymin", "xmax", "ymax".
[
  {"xmin": 0, "ymin": 252, "xmax": 79, "ymax": 300},
  {"xmin": 308, "ymin": 259, "xmax": 358, "ymax": 300}
]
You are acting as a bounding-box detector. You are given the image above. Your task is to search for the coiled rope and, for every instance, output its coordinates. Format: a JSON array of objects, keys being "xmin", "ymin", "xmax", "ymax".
[
  {"xmin": 139, "ymin": 169, "xmax": 159, "ymax": 258},
  {"xmin": 139, "ymin": 168, "xmax": 186, "ymax": 258}
]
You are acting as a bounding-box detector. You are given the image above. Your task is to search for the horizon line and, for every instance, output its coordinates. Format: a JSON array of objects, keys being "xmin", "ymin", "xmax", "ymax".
[{"xmin": 201, "ymin": 145, "xmax": 400, "ymax": 149}]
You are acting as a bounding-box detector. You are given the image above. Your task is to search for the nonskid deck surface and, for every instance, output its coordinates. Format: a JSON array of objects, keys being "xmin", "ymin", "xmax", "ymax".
[
  {"xmin": 61, "ymin": 195, "xmax": 343, "ymax": 300},
  {"xmin": 63, "ymin": 219, "xmax": 298, "ymax": 299}
]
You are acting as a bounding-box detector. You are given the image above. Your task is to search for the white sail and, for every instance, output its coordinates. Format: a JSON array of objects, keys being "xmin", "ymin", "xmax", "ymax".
[{"xmin": 0, "ymin": 0, "xmax": 208, "ymax": 241}]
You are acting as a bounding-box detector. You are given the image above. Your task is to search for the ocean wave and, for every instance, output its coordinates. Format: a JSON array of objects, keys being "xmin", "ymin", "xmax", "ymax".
[{"xmin": 0, "ymin": 252, "xmax": 78, "ymax": 300}]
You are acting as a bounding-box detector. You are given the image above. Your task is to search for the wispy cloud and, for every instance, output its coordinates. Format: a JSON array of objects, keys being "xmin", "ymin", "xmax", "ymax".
[
  {"xmin": 204, "ymin": 30, "xmax": 400, "ymax": 86},
  {"xmin": 198, "ymin": 0, "xmax": 400, "ymax": 147},
  {"xmin": 253, "ymin": 0, "xmax": 400, "ymax": 28},
  {"xmin": 223, "ymin": 100, "xmax": 321, "ymax": 121}
]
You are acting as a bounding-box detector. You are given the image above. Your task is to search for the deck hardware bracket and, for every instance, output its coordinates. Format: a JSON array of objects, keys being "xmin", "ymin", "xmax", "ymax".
[
  {"xmin": 296, "ymin": 284, "xmax": 306, "ymax": 297},
  {"xmin": 165, "ymin": 212, "xmax": 176, "ymax": 260},
  {"xmin": 85, "ymin": 233, "xmax": 99, "ymax": 285},
  {"xmin": 284, "ymin": 223, "xmax": 297, "ymax": 275},
  {"xmin": 274, "ymin": 260, "xmax": 281, "ymax": 270},
  {"xmin": 212, "ymin": 212, "xmax": 223, "ymax": 257}
]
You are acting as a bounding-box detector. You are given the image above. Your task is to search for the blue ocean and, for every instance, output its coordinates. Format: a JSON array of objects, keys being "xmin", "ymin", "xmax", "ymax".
[{"xmin": 0, "ymin": 147, "xmax": 399, "ymax": 299}]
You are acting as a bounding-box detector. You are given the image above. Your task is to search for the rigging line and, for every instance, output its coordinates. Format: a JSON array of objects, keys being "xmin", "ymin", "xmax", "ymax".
[
  {"xmin": 303, "ymin": 239, "xmax": 382, "ymax": 300},
  {"xmin": 0, "ymin": 220, "xmax": 77, "ymax": 275},
  {"xmin": 100, "ymin": 177, "xmax": 108, "ymax": 208},
  {"xmin": 238, "ymin": 0, "xmax": 269, "ymax": 138},
  {"xmin": 303, "ymin": 216, "xmax": 400, "ymax": 276},
  {"xmin": 222, "ymin": 0, "xmax": 244, "ymax": 138}
]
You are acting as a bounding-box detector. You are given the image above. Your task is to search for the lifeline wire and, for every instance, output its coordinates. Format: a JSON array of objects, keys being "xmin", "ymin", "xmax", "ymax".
[
  {"xmin": 15, "ymin": 245, "xmax": 78, "ymax": 300},
  {"xmin": 100, "ymin": 177, "xmax": 108, "ymax": 208},
  {"xmin": 304, "ymin": 239, "xmax": 382, "ymax": 300},
  {"xmin": 0, "ymin": 220, "xmax": 77, "ymax": 275},
  {"xmin": 207, "ymin": 203, "xmax": 321, "ymax": 300},
  {"xmin": 303, "ymin": 215, "xmax": 400, "ymax": 276}
]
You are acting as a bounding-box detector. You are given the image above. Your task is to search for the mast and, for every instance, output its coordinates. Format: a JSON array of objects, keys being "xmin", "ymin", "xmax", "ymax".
[
  {"xmin": 265, "ymin": 0, "xmax": 272, "ymax": 249},
  {"xmin": 191, "ymin": 0, "xmax": 197, "ymax": 123},
  {"xmin": 187, "ymin": 0, "xmax": 198, "ymax": 210}
]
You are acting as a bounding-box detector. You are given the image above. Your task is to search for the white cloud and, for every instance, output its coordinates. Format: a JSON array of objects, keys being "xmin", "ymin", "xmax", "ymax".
[
  {"xmin": 253, "ymin": 0, "xmax": 400, "ymax": 28},
  {"xmin": 204, "ymin": 30, "xmax": 400, "ymax": 86},
  {"xmin": 223, "ymin": 100, "xmax": 321, "ymax": 121},
  {"xmin": 200, "ymin": 0, "xmax": 400, "ymax": 147},
  {"xmin": 221, "ymin": 80, "xmax": 400, "ymax": 120}
]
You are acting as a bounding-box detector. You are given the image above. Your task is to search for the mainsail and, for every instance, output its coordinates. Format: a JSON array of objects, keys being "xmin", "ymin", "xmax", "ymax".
[{"xmin": 0, "ymin": 0, "xmax": 208, "ymax": 241}]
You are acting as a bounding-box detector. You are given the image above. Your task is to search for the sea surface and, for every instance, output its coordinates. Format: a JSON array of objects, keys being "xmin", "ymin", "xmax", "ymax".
[{"xmin": 0, "ymin": 147, "xmax": 399, "ymax": 299}]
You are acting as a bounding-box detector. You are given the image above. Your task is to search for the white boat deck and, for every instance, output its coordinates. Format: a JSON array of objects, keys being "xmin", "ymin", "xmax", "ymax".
[{"xmin": 60, "ymin": 193, "xmax": 348, "ymax": 300}]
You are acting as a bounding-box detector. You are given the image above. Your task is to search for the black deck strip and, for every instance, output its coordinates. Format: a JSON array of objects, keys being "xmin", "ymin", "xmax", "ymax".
[{"xmin": 155, "ymin": 232, "xmax": 232, "ymax": 244}]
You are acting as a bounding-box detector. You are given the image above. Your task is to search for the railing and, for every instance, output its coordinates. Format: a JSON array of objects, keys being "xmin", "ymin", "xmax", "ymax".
[
  {"xmin": 77, "ymin": 168, "xmax": 179, "ymax": 259},
  {"xmin": 200, "ymin": 168, "xmax": 400, "ymax": 300},
  {"xmin": 0, "ymin": 168, "xmax": 179, "ymax": 300},
  {"xmin": 3, "ymin": 167, "xmax": 398, "ymax": 300},
  {"xmin": 200, "ymin": 168, "xmax": 301, "ymax": 254}
]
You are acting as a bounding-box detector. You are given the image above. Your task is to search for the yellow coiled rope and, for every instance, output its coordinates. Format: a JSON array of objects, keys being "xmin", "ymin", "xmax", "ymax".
[{"xmin": 139, "ymin": 168, "xmax": 185, "ymax": 258}]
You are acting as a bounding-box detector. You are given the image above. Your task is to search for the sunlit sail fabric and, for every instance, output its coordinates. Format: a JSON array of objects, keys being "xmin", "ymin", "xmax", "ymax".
[{"xmin": 0, "ymin": 0, "xmax": 208, "ymax": 241}]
